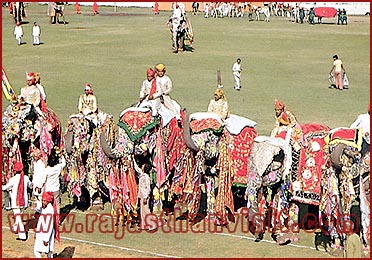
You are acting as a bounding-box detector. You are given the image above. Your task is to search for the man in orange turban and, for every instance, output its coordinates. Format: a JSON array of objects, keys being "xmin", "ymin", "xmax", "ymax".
[
  {"xmin": 138, "ymin": 68, "xmax": 160, "ymax": 116},
  {"xmin": 271, "ymin": 99, "xmax": 303, "ymax": 151}
]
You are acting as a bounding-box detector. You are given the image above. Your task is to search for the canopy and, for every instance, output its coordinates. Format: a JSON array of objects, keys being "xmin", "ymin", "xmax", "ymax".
[{"xmin": 314, "ymin": 7, "xmax": 337, "ymax": 18}]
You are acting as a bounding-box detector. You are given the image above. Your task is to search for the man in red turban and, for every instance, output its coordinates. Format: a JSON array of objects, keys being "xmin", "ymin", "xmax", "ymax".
[
  {"xmin": 2, "ymin": 161, "xmax": 32, "ymax": 241},
  {"xmin": 138, "ymin": 67, "xmax": 160, "ymax": 117}
]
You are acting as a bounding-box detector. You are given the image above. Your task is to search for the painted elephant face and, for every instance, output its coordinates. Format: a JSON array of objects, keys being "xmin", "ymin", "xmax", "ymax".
[{"xmin": 191, "ymin": 131, "xmax": 220, "ymax": 160}]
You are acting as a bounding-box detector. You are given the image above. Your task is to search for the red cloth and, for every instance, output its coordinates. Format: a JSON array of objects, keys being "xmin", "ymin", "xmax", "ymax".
[
  {"xmin": 75, "ymin": 2, "xmax": 80, "ymax": 13},
  {"xmin": 230, "ymin": 127, "xmax": 257, "ymax": 185},
  {"xmin": 42, "ymin": 191, "xmax": 54, "ymax": 203},
  {"xmin": 314, "ymin": 7, "xmax": 337, "ymax": 18},
  {"xmin": 149, "ymin": 79, "xmax": 157, "ymax": 98},
  {"xmin": 93, "ymin": 2, "xmax": 98, "ymax": 13},
  {"xmin": 330, "ymin": 128, "xmax": 358, "ymax": 142},
  {"xmin": 14, "ymin": 161, "xmax": 25, "ymax": 207}
]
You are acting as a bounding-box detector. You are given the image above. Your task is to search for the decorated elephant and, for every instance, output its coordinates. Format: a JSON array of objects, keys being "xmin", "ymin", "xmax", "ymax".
[
  {"xmin": 63, "ymin": 110, "xmax": 116, "ymax": 208},
  {"xmin": 100, "ymin": 106, "xmax": 187, "ymax": 224},
  {"xmin": 246, "ymin": 123, "xmax": 330, "ymax": 244},
  {"xmin": 2, "ymin": 98, "xmax": 62, "ymax": 182},
  {"xmin": 319, "ymin": 127, "xmax": 365, "ymax": 255},
  {"xmin": 176, "ymin": 112, "xmax": 258, "ymax": 225}
]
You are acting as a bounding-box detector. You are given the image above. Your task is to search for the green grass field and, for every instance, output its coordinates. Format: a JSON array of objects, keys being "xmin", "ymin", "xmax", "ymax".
[{"xmin": 1, "ymin": 3, "xmax": 370, "ymax": 258}]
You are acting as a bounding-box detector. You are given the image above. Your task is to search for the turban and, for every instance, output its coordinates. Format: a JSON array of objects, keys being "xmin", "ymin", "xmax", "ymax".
[
  {"xmin": 13, "ymin": 161, "xmax": 24, "ymax": 172},
  {"xmin": 275, "ymin": 99, "xmax": 285, "ymax": 110},
  {"xmin": 156, "ymin": 63, "xmax": 165, "ymax": 72},
  {"xmin": 84, "ymin": 84, "xmax": 94, "ymax": 94},
  {"xmin": 42, "ymin": 191, "xmax": 54, "ymax": 203},
  {"xmin": 41, "ymin": 191, "xmax": 60, "ymax": 242},
  {"xmin": 214, "ymin": 88, "xmax": 227, "ymax": 101},
  {"xmin": 84, "ymin": 83, "xmax": 92, "ymax": 91},
  {"xmin": 147, "ymin": 68, "xmax": 155, "ymax": 77},
  {"xmin": 26, "ymin": 72, "xmax": 35, "ymax": 81}
]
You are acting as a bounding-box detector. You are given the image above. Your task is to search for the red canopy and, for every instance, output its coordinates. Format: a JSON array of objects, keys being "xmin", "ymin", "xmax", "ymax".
[{"xmin": 314, "ymin": 7, "xmax": 337, "ymax": 18}]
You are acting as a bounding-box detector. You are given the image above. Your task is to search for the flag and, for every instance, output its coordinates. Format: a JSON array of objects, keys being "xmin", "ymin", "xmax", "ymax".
[{"xmin": 2, "ymin": 67, "xmax": 16, "ymax": 101}]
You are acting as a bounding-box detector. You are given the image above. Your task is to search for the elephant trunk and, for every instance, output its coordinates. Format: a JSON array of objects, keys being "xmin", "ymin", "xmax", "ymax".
[
  {"xmin": 100, "ymin": 131, "xmax": 121, "ymax": 159},
  {"xmin": 64, "ymin": 130, "xmax": 73, "ymax": 154},
  {"xmin": 330, "ymin": 143, "xmax": 346, "ymax": 170},
  {"xmin": 183, "ymin": 110, "xmax": 199, "ymax": 152}
]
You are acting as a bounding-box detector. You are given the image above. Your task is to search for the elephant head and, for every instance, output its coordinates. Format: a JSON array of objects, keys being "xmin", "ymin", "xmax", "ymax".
[
  {"xmin": 63, "ymin": 111, "xmax": 116, "ymax": 202},
  {"xmin": 2, "ymin": 100, "xmax": 62, "ymax": 179},
  {"xmin": 183, "ymin": 112, "xmax": 224, "ymax": 160}
]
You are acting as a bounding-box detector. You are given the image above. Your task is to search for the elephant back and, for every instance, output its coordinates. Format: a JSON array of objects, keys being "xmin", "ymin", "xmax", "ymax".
[
  {"xmin": 118, "ymin": 107, "xmax": 159, "ymax": 142},
  {"xmin": 189, "ymin": 112, "xmax": 224, "ymax": 135},
  {"xmin": 292, "ymin": 124, "xmax": 330, "ymax": 205}
]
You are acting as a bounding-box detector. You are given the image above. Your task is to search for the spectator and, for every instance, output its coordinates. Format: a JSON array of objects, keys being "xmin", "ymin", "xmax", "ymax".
[
  {"xmin": 329, "ymin": 54, "xmax": 346, "ymax": 90},
  {"xmin": 32, "ymin": 22, "xmax": 41, "ymax": 46},
  {"xmin": 232, "ymin": 58, "xmax": 242, "ymax": 90},
  {"xmin": 93, "ymin": 2, "xmax": 99, "ymax": 15},
  {"xmin": 14, "ymin": 22, "xmax": 23, "ymax": 46}
]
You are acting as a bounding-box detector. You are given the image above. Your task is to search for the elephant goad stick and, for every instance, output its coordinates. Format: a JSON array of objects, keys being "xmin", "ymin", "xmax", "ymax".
[{"xmin": 217, "ymin": 70, "xmax": 223, "ymax": 88}]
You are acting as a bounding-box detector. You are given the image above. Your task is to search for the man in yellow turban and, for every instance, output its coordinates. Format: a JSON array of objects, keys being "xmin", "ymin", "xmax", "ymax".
[
  {"xmin": 207, "ymin": 88, "xmax": 230, "ymax": 120},
  {"xmin": 155, "ymin": 63, "xmax": 182, "ymax": 122}
]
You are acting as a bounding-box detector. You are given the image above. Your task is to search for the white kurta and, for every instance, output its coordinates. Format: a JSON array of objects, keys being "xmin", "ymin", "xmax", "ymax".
[
  {"xmin": 2, "ymin": 174, "xmax": 32, "ymax": 209},
  {"xmin": 350, "ymin": 113, "xmax": 370, "ymax": 144},
  {"xmin": 138, "ymin": 79, "xmax": 161, "ymax": 116},
  {"xmin": 14, "ymin": 25, "xmax": 23, "ymax": 39},
  {"xmin": 155, "ymin": 75, "xmax": 181, "ymax": 119},
  {"xmin": 34, "ymin": 203, "xmax": 55, "ymax": 254}
]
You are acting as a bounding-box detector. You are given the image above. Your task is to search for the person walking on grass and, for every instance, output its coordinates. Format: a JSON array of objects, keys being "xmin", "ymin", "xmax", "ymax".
[
  {"xmin": 14, "ymin": 22, "xmax": 23, "ymax": 45},
  {"xmin": 330, "ymin": 54, "xmax": 346, "ymax": 90},
  {"xmin": 232, "ymin": 58, "xmax": 242, "ymax": 90},
  {"xmin": 32, "ymin": 22, "xmax": 41, "ymax": 45}
]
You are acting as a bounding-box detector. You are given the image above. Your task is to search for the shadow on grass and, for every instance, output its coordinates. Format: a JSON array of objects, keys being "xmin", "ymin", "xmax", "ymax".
[{"xmin": 54, "ymin": 246, "xmax": 75, "ymax": 258}]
